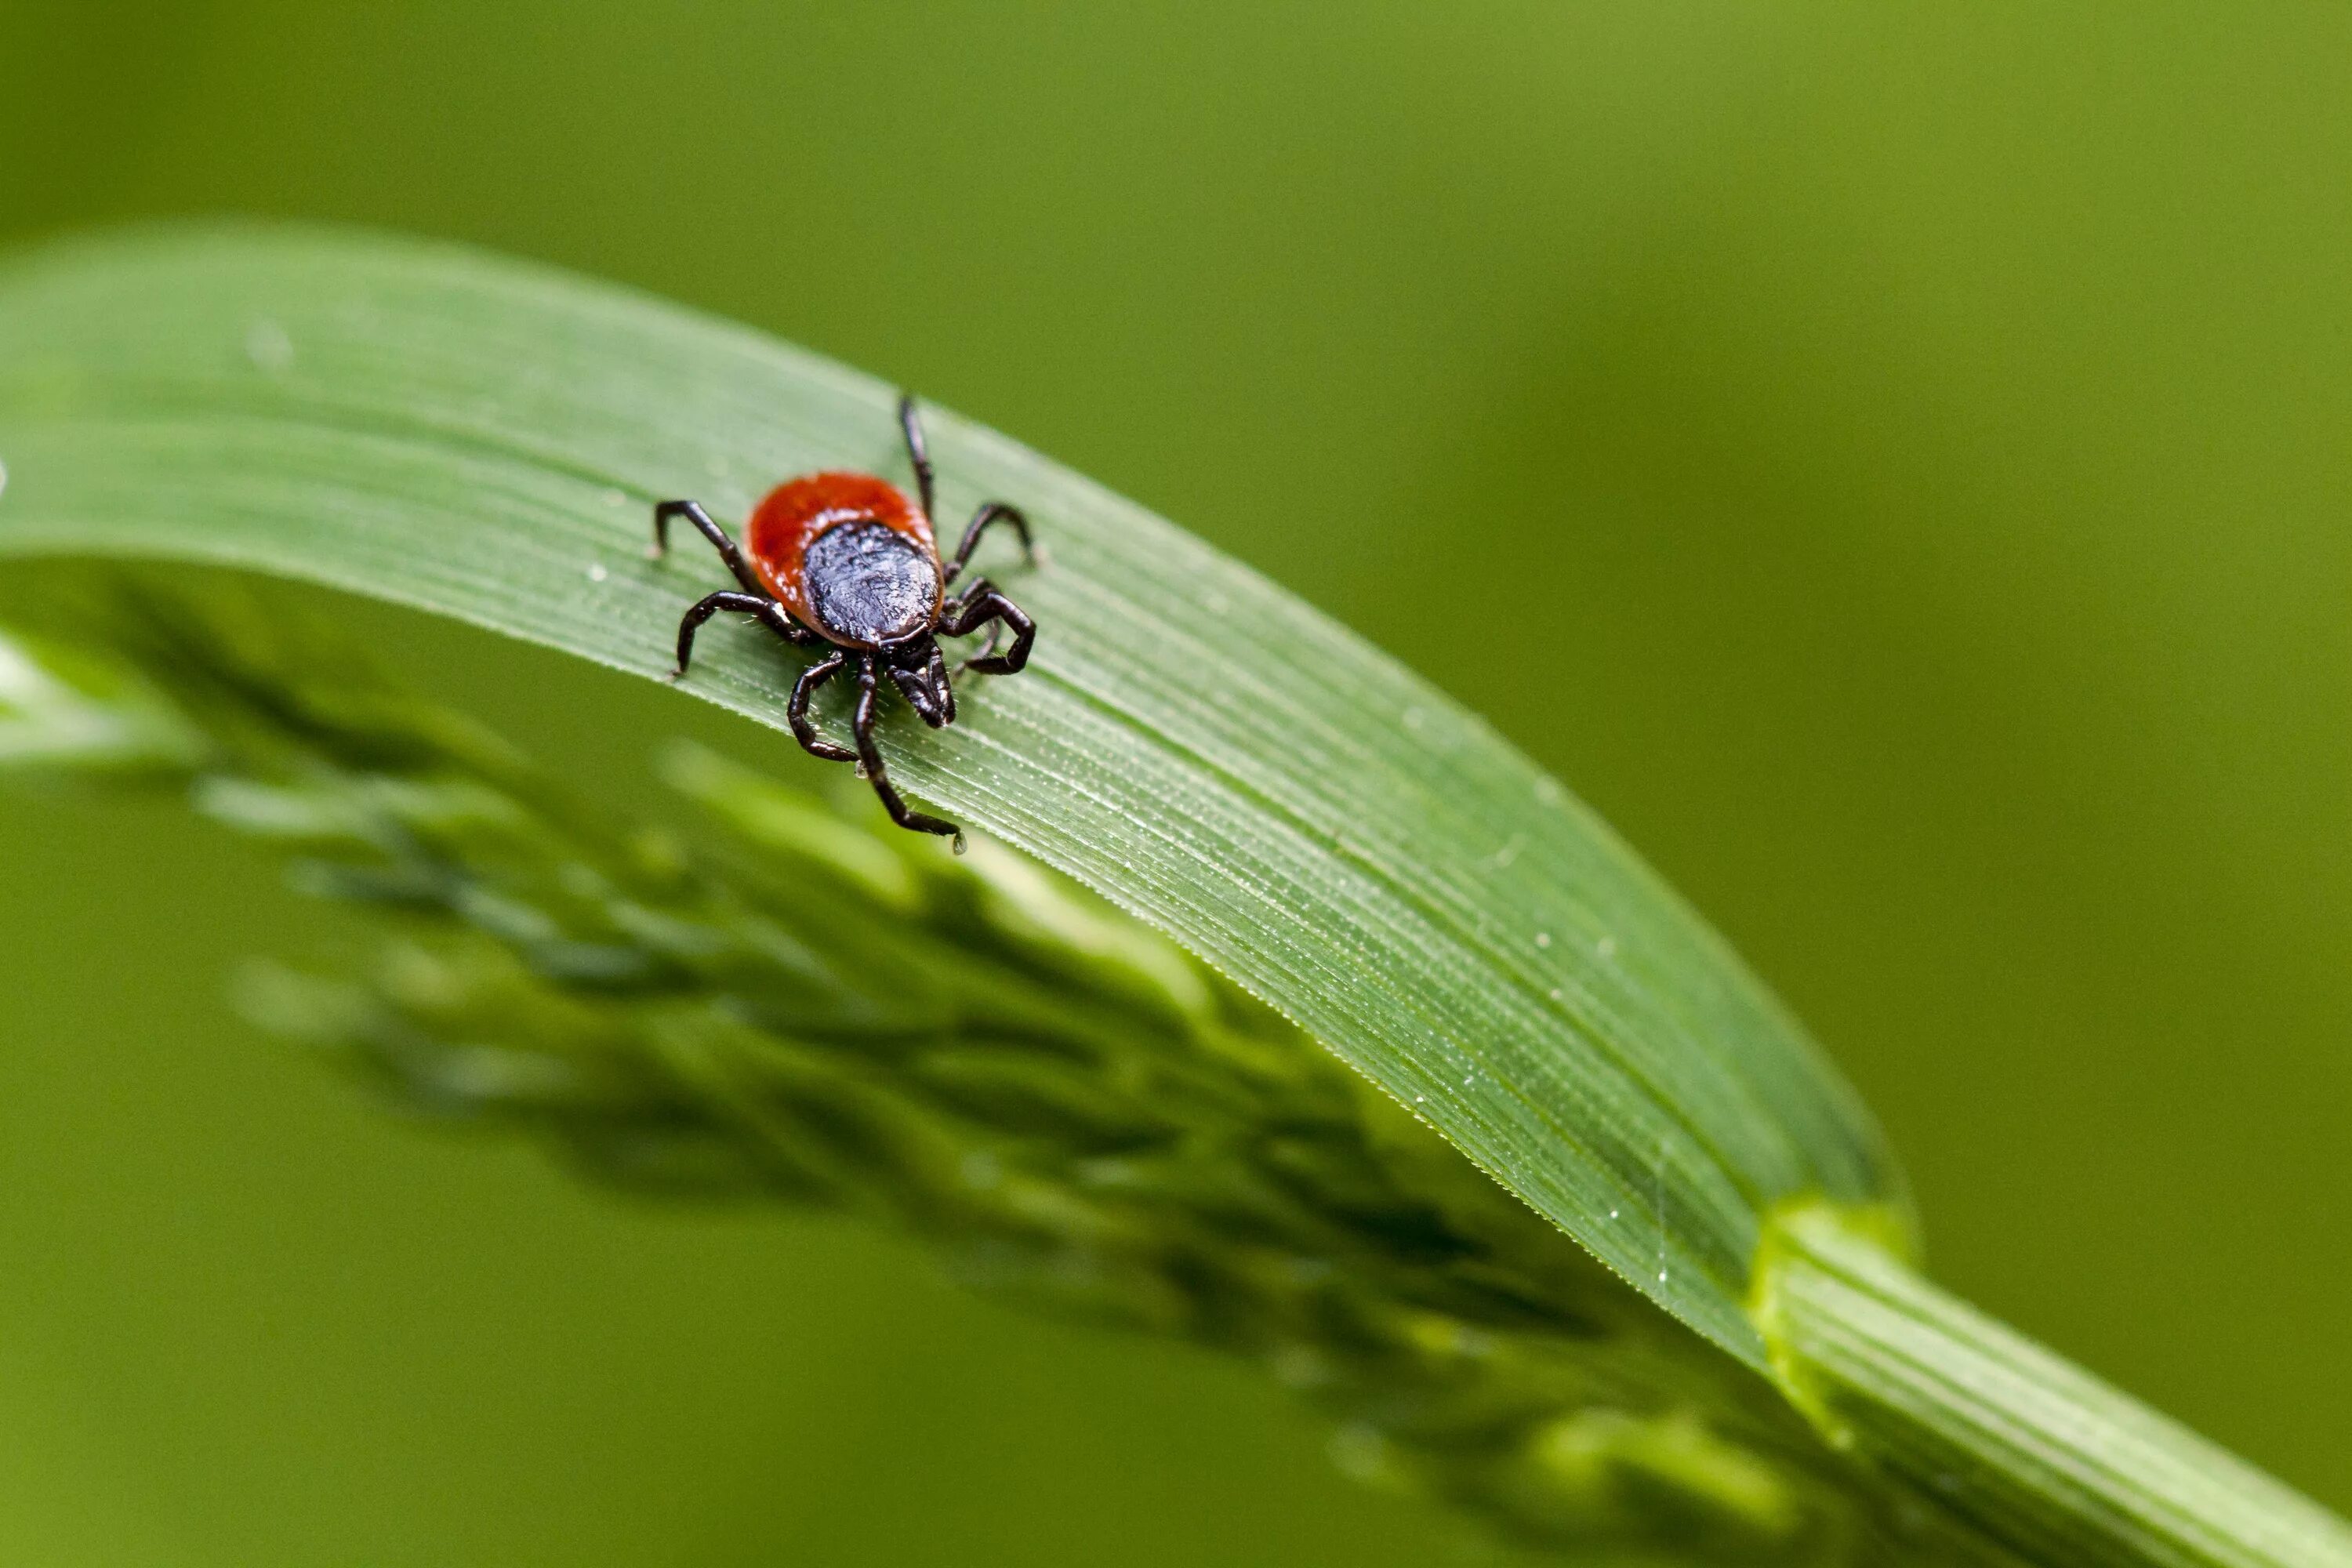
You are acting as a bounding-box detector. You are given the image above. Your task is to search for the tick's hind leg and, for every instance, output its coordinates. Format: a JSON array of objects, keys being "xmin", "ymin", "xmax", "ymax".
[
  {"xmin": 788, "ymin": 652, "xmax": 856, "ymax": 762},
  {"xmin": 851, "ymin": 656, "xmax": 962, "ymax": 844},
  {"xmin": 653, "ymin": 499, "xmax": 764, "ymax": 594},
  {"xmin": 939, "ymin": 580, "xmax": 1036, "ymax": 675},
  {"xmin": 894, "ymin": 392, "xmax": 941, "ymax": 521},
  {"xmin": 898, "ymin": 394, "xmax": 936, "ymax": 522}
]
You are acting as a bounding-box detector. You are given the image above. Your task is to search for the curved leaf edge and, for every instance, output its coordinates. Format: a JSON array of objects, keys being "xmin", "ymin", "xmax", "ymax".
[
  {"xmin": 1751, "ymin": 1201, "xmax": 2352, "ymax": 1568},
  {"xmin": 0, "ymin": 220, "xmax": 1907, "ymax": 1368}
]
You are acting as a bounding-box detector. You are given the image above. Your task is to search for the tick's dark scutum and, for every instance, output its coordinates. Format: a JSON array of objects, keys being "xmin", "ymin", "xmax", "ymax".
[{"xmin": 804, "ymin": 522, "xmax": 941, "ymax": 646}]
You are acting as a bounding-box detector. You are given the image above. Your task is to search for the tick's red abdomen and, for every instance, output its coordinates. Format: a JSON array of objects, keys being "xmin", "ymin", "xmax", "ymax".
[{"xmin": 744, "ymin": 471, "xmax": 936, "ymax": 630}]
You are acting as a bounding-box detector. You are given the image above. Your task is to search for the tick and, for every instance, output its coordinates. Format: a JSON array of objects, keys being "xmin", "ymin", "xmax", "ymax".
[{"xmin": 653, "ymin": 394, "xmax": 1037, "ymax": 844}]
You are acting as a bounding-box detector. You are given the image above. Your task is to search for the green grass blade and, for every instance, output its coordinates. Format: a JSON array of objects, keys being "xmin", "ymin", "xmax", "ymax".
[
  {"xmin": 0, "ymin": 223, "xmax": 1905, "ymax": 1362},
  {"xmin": 6, "ymin": 225, "xmax": 2350, "ymax": 1568},
  {"xmin": 1755, "ymin": 1205, "xmax": 2352, "ymax": 1568}
]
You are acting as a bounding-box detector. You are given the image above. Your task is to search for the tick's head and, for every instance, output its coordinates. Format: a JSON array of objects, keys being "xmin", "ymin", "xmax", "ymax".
[{"xmin": 884, "ymin": 635, "xmax": 956, "ymax": 728}]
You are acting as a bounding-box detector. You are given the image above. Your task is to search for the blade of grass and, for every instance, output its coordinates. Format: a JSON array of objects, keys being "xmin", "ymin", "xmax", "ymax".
[
  {"xmin": 1755, "ymin": 1204, "xmax": 2352, "ymax": 1568},
  {"xmin": 2, "ymin": 225, "xmax": 2346, "ymax": 1568},
  {"xmin": 0, "ymin": 222, "xmax": 1902, "ymax": 1363}
]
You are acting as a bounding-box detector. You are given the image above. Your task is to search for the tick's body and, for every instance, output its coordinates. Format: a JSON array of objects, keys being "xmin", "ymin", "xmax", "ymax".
[
  {"xmin": 745, "ymin": 472, "xmax": 940, "ymax": 646},
  {"xmin": 655, "ymin": 396, "xmax": 1037, "ymax": 844}
]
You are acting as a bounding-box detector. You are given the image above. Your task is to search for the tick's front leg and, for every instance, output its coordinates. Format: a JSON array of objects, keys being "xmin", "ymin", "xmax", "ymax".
[
  {"xmin": 851, "ymin": 656, "xmax": 962, "ymax": 844},
  {"xmin": 939, "ymin": 581, "xmax": 1035, "ymax": 675},
  {"xmin": 787, "ymin": 652, "xmax": 856, "ymax": 762}
]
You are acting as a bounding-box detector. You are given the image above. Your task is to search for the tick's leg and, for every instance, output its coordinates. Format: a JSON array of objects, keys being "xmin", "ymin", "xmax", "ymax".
[
  {"xmin": 653, "ymin": 500, "xmax": 764, "ymax": 595},
  {"xmin": 939, "ymin": 582, "xmax": 1035, "ymax": 675},
  {"xmin": 956, "ymin": 621, "xmax": 1003, "ymax": 674},
  {"xmin": 945, "ymin": 502, "xmax": 1037, "ymax": 586},
  {"xmin": 752, "ymin": 598, "xmax": 826, "ymax": 649},
  {"xmin": 670, "ymin": 591, "xmax": 775, "ymax": 680},
  {"xmin": 786, "ymin": 652, "xmax": 856, "ymax": 762},
  {"xmin": 852, "ymin": 655, "xmax": 961, "ymax": 841},
  {"xmin": 898, "ymin": 394, "xmax": 936, "ymax": 524}
]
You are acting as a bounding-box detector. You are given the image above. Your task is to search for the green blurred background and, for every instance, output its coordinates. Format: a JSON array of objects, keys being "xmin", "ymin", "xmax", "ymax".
[{"xmin": 4, "ymin": 3, "xmax": 2349, "ymax": 1561}]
